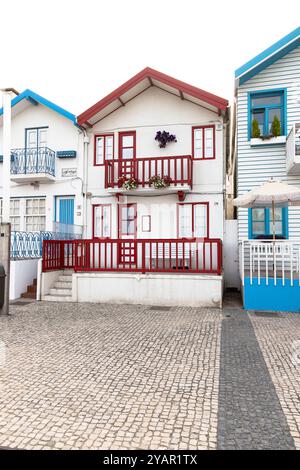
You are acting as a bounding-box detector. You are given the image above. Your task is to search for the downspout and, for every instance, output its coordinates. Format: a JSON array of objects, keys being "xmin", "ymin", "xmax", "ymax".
[{"xmin": 82, "ymin": 129, "xmax": 90, "ymax": 238}]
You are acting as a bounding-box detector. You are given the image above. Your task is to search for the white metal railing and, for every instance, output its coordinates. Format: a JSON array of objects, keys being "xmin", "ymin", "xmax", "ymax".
[
  {"xmin": 286, "ymin": 123, "xmax": 300, "ymax": 174},
  {"xmin": 240, "ymin": 239, "xmax": 300, "ymax": 286}
]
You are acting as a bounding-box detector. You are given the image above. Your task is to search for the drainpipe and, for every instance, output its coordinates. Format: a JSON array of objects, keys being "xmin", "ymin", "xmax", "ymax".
[{"xmin": 82, "ymin": 130, "xmax": 90, "ymax": 238}]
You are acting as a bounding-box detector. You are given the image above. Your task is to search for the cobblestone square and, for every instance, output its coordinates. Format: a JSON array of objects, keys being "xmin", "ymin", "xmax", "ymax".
[{"xmin": 0, "ymin": 301, "xmax": 299, "ymax": 450}]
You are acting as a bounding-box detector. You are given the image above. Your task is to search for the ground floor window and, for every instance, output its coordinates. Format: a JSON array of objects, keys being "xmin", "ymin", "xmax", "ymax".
[
  {"xmin": 0, "ymin": 197, "xmax": 46, "ymax": 232},
  {"xmin": 177, "ymin": 202, "xmax": 209, "ymax": 238},
  {"xmin": 93, "ymin": 204, "xmax": 111, "ymax": 238},
  {"xmin": 25, "ymin": 198, "xmax": 46, "ymax": 231},
  {"xmin": 248, "ymin": 207, "xmax": 288, "ymax": 239}
]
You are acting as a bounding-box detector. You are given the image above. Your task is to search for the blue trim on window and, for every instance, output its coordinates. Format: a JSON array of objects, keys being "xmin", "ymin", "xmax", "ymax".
[
  {"xmin": 235, "ymin": 27, "xmax": 300, "ymax": 82},
  {"xmin": 0, "ymin": 89, "xmax": 77, "ymax": 125},
  {"xmin": 248, "ymin": 88, "xmax": 287, "ymax": 140},
  {"xmin": 248, "ymin": 207, "xmax": 289, "ymax": 239}
]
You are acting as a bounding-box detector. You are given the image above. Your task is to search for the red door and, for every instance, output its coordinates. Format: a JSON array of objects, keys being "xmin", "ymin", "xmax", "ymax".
[
  {"xmin": 118, "ymin": 203, "xmax": 137, "ymax": 267},
  {"xmin": 118, "ymin": 131, "xmax": 136, "ymax": 181}
]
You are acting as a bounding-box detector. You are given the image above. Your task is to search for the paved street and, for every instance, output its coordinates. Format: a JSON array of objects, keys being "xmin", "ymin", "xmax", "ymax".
[{"xmin": 0, "ymin": 301, "xmax": 299, "ymax": 450}]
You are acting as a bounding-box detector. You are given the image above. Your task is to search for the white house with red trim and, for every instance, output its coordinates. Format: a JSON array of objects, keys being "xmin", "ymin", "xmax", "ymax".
[{"xmin": 40, "ymin": 68, "xmax": 229, "ymax": 307}]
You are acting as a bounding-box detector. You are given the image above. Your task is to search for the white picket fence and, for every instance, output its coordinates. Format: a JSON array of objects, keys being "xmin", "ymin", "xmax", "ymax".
[{"xmin": 240, "ymin": 239, "xmax": 300, "ymax": 286}]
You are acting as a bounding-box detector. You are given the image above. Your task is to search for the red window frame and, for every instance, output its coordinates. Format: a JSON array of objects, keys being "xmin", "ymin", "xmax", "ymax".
[
  {"xmin": 94, "ymin": 134, "xmax": 114, "ymax": 166},
  {"xmin": 192, "ymin": 125, "xmax": 216, "ymax": 160},
  {"xmin": 118, "ymin": 131, "xmax": 136, "ymax": 160},
  {"xmin": 177, "ymin": 202, "xmax": 209, "ymax": 238},
  {"xmin": 92, "ymin": 204, "xmax": 112, "ymax": 238},
  {"xmin": 118, "ymin": 203, "xmax": 137, "ymax": 238}
]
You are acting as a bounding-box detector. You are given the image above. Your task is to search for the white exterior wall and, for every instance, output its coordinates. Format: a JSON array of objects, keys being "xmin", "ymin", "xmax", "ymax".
[
  {"xmin": 86, "ymin": 86, "xmax": 225, "ymax": 241},
  {"xmin": 0, "ymin": 103, "xmax": 84, "ymax": 231},
  {"xmin": 73, "ymin": 272, "xmax": 223, "ymax": 308},
  {"xmin": 9, "ymin": 258, "xmax": 38, "ymax": 300},
  {"xmin": 237, "ymin": 45, "xmax": 300, "ymax": 241}
]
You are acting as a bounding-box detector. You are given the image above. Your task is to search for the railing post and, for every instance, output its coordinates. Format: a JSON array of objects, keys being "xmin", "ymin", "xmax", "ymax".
[
  {"xmin": 60, "ymin": 241, "xmax": 65, "ymax": 270},
  {"xmin": 142, "ymin": 241, "xmax": 146, "ymax": 274}
]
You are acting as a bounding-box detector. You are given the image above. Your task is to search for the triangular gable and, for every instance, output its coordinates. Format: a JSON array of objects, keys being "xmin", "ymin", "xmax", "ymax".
[
  {"xmin": 78, "ymin": 67, "xmax": 228, "ymax": 127},
  {"xmin": 0, "ymin": 89, "xmax": 77, "ymax": 125},
  {"xmin": 235, "ymin": 26, "xmax": 300, "ymax": 86}
]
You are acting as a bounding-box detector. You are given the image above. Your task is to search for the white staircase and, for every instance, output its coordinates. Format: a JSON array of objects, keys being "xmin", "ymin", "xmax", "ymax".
[{"xmin": 43, "ymin": 270, "xmax": 73, "ymax": 302}]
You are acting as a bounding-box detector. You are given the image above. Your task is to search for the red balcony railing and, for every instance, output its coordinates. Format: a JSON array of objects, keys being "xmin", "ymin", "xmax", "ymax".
[
  {"xmin": 104, "ymin": 155, "xmax": 193, "ymax": 189},
  {"xmin": 42, "ymin": 238, "xmax": 222, "ymax": 275}
]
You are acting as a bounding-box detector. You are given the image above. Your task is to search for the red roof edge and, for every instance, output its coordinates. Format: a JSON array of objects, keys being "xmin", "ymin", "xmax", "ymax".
[{"xmin": 78, "ymin": 67, "xmax": 228, "ymax": 126}]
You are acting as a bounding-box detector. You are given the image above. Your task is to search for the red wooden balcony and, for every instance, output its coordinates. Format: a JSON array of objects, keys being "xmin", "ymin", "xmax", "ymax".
[
  {"xmin": 42, "ymin": 238, "xmax": 222, "ymax": 275},
  {"xmin": 104, "ymin": 155, "xmax": 193, "ymax": 190}
]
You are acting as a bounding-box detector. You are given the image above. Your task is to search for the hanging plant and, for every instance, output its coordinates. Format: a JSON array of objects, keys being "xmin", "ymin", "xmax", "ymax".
[
  {"xmin": 118, "ymin": 175, "xmax": 137, "ymax": 190},
  {"xmin": 155, "ymin": 131, "xmax": 177, "ymax": 148},
  {"xmin": 149, "ymin": 175, "xmax": 172, "ymax": 189}
]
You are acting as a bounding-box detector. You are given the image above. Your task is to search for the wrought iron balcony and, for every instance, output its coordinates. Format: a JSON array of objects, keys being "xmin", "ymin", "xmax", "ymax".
[{"xmin": 10, "ymin": 147, "xmax": 56, "ymax": 183}]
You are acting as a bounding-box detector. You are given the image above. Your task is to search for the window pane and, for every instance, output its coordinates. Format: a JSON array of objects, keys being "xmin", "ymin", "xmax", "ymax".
[
  {"xmin": 39, "ymin": 129, "xmax": 47, "ymax": 147},
  {"xmin": 178, "ymin": 205, "xmax": 192, "ymax": 237},
  {"xmin": 252, "ymin": 94, "xmax": 281, "ymax": 106},
  {"xmin": 102, "ymin": 206, "xmax": 111, "ymax": 237},
  {"xmin": 194, "ymin": 204, "xmax": 207, "ymax": 237},
  {"xmin": 194, "ymin": 129, "xmax": 203, "ymax": 158},
  {"xmin": 105, "ymin": 136, "xmax": 113, "ymax": 160},
  {"xmin": 122, "ymin": 136, "xmax": 133, "ymax": 147},
  {"xmin": 94, "ymin": 206, "xmax": 101, "ymax": 237},
  {"xmin": 268, "ymin": 108, "xmax": 282, "ymax": 134},
  {"xmin": 204, "ymin": 128, "xmax": 213, "ymax": 158},
  {"xmin": 252, "ymin": 110, "xmax": 264, "ymax": 135},
  {"xmin": 122, "ymin": 148, "xmax": 134, "ymax": 159},
  {"xmin": 252, "ymin": 221, "xmax": 265, "ymax": 235},
  {"xmin": 96, "ymin": 137, "xmax": 104, "ymax": 164},
  {"xmin": 252, "ymin": 208, "xmax": 265, "ymax": 222}
]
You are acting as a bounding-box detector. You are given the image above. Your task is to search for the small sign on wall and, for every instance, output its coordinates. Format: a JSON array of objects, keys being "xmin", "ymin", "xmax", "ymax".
[
  {"xmin": 62, "ymin": 168, "xmax": 77, "ymax": 177},
  {"xmin": 142, "ymin": 215, "xmax": 151, "ymax": 232}
]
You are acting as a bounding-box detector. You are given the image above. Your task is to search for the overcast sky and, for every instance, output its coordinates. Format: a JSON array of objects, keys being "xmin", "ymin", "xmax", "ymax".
[{"xmin": 1, "ymin": 0, "xmax": 299, "ymax": 114}]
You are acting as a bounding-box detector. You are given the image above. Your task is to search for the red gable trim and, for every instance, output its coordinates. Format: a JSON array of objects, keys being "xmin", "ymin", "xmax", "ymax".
[{"xmin": 78, "ymin": 67, "xmax": 228, "ymax": 126}]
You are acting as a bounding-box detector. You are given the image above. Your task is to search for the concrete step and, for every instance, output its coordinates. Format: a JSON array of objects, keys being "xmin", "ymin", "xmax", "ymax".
[
  {"xmin": 58, "ymin": 275, "xmax": 72, "ymax": 283},
  {"xmin": 21, "ymin": 291, "xmax": 36, "ymax": 299},
  {"xmin": 54, "ymin": 281, "xmax": 72, "ymax": 289},
  {"xmin": 43, "ymin": 295, "xmax": 73, "ymax": 302},
  {"xmin": 49, "ymin": 288, "xmax": 72, "ymax": 296}
]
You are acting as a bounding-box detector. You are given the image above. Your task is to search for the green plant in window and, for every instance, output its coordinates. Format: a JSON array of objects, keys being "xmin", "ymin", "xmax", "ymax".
[
  {"xmin": 252, "ymin": 119, "xmax": 261, "ymax": 138},
  {"xmin": 271, "ymin": 115, "xmax": 281, "ymax": 137}
]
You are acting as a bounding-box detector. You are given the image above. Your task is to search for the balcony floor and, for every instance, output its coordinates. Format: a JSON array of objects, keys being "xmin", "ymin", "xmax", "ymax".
[
  {"xmin": 106, "ymin": 184, "xmax": 191, "ymax": 196},
  {"xmin": 10, "ymin": 173, "xmax": 55, "ymax": 184}
]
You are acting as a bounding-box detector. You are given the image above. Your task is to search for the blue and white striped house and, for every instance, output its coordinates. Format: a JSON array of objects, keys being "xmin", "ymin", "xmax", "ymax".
[{"xmin": 235, "ymin": 26, "xmax": 300, "ymax": 312}]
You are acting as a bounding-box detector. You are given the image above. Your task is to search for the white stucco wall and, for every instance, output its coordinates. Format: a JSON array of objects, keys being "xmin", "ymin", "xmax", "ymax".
[
  {"xmin": 73, "ymin": 272, "xmax": 223, "ymax": 308},
  {"xmin": 9, "ymin": 258, "xmax": 38, "ymax": 300}
]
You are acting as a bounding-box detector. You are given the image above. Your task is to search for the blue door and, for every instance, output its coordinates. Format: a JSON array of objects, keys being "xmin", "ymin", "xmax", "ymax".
[{"xmin": 57, "ymin": 197, "xmax": 74, "ymax": 225}]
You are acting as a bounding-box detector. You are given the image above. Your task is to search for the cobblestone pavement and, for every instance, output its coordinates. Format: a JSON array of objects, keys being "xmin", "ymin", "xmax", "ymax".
[
  {"xmin": 0, "ymin": 302, "xmax": 299, "ymax": 450},
  {"xmin": 250, "ymin": 311, "xmax": 300, "ymax": 450},
  {"xmin": 0, "ymin": 302, "xmax": 221, "ymax": 450}
]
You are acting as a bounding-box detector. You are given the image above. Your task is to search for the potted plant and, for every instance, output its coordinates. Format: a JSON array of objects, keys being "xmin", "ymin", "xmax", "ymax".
[
  {"xmin": 118, "ymin": 175, "xmax": 137, "ymax": 190},
  {"xmin": 271, "ymin": 115, "xmax": 281, "ymax": 137},
  {"xmin": 149, "ymin": 175, "xmax": 172, "ymax": 189},
  {"xmin": 155, "ymin": 131, "xmax": 177, "ymax": 148},
  {"xmin": 252, "ymin": 119, "xmax": 261, "ymax": 138}
]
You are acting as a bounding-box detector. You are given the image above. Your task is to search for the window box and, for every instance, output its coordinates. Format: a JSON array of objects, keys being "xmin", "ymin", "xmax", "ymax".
[{"xmin": 250, "ymin": 136, "xmax": 286, "ymax": 146}]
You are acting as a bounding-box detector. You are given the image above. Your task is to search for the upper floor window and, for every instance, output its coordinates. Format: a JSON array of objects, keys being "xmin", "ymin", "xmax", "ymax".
[
  {"xmin": 94, "ymin": 134, "xmax": 114, "ymax": 166},
  {"xmin": 249, "ymin": 90, "xmax": 286, "ymax": 139},
  {"xmin": 192, "ymin": 126, "xmax": 215, "ymax": 160},
  {"xmin": 25, "ymin": 198, "xmax": 46, "ymax": 231},
  {"xmin": 26, "ymin": 127, "xmax": 48, "ymax": 149},
  {"xmin": 248, "ymin": 207, "xmax": 288, "ymax": 239},
  {"xmin": 119, "ymin": 131, "xmax": 136, "ymax": 160},
  {"xmin": 177, "ymin": 202, "xmax": 209, "ymax": 238}
]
